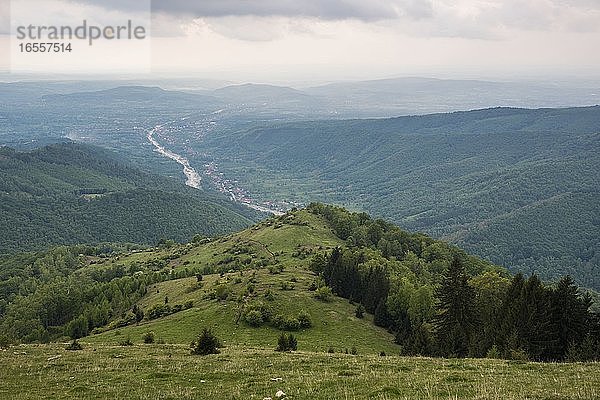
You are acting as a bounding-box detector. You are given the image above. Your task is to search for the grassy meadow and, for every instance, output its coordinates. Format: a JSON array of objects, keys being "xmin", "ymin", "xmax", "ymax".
[
  {"xmin": 1, "ymin": 344, "xmax": 599, "ymax": 400},
  {"xmin": 83, "ymin": 264, "xmax": 399, "ymax": 355}
]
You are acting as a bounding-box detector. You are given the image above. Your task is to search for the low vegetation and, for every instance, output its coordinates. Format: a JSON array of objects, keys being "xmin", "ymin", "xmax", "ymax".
[
  {"xmin": 191, "ymin": 328, "xmax": 221, "ymax": 355},
  {"xmin": 1, "ymin": 344, "xmax": 599, "ymax": 399},
  {"xmin": 276, "ymin": 333, "xmax": 298, "ymax": 352}
]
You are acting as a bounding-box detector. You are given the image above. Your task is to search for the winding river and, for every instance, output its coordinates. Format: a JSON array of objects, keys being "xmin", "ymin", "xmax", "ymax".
[
  {"xmin": 147, "ymin": 125, "xmax": 202, "ymax": 189},
  {"xmin": 146, "ymin": 123, "xmax": 283, "ymax": 216}
]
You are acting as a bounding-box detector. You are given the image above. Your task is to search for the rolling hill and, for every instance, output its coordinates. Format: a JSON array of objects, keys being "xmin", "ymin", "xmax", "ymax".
[
  {"xmin": 305, "ymin": 77, "xmax": 600, "ymax": 116},
  {"xmin": 1, "ymin": 82, "xmax": 598, "ymax": 291},
  {"xmin": 4, "ymin": 204, "xmax": 594, "ymax": 356},
  {"xmin": 78, "ymin": 208, "xmax": 398, "ymax": 353},
  {"xmin": 0, "ymin": 205, "xmax": 499, "ymax": 346},
  {"xmin": 0, "ymin": 142, "xmax": 262, "ymax": 253},
  {"xmin": 42, "ymin": 86, "xmax": 220, "ymax": 108}
]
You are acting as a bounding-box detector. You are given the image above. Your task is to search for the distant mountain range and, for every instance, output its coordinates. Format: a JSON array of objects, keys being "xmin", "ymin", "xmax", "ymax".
[
  {"xmin": 42, "ymin": 86, "xmax": 217, "ymax": 105},
  {"xmin": 2, "ymin": 77, "xmax": 599, "ymax": 118}
]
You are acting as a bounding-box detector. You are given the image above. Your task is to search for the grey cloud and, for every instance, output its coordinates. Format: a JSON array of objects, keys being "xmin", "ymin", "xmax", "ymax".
[
  {"xmin": 62, "ymin": 0, "xmax": 600, "ymax": 41},
  {"xmin": 395, "ymin": 0, "xmax": 433, "ymax": 19},
  {"xmin": 153, "ymin": 0, "xmax": 398, "ymax": 20},
  {"xmin": 67, "ymin": 0, "xmax": 433, "ymax": 21},
  {"xmin": 64, "ymin": 0, "xmax": 600, "ymax": 28}
]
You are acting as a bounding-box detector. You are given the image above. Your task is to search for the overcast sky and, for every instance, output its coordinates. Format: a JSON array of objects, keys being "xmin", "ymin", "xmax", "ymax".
[{"xmin": 1, "ymin": 0, "xmax": 599, "ymax": 82}]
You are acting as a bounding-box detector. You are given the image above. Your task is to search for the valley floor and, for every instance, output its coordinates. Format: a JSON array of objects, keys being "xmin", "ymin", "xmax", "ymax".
[{"xmin": 1, "ymin": 344, "xmax": 598, "ymax": 399}]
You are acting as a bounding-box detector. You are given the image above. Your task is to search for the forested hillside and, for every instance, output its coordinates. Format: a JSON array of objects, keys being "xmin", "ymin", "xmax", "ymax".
[
  {"xmin": 1, "ymin": 205, "xmax": 597, "ymax": 363},
  {"xmin": 0, "ymin": 143, "xmax": 261, "ymax": 253},
  {"xmin": 199, "ymin": 106, "xmax": 600, "ymax": 289}
]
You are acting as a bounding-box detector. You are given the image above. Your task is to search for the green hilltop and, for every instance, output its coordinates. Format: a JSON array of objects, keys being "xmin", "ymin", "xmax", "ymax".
[
  {"xmin": 0, "ymin": 205, "xmax": 492, "ymax": 349},
  {"xmin": 80, "ymin": 209, "xmax": 397, "ymax": 354}
]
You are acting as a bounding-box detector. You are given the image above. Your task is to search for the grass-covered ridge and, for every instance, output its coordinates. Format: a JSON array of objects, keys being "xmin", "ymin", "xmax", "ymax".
[
  {"xmin": 3, "ymin": 204, "xmax": 598, "ymax": 362},
  {"xmin": 0, "ymin": 206, "xmax": 488, "ymax": 348},
  {"xmin": 76, "ymin": 209, "xmax": 398, "ymax": 354}
]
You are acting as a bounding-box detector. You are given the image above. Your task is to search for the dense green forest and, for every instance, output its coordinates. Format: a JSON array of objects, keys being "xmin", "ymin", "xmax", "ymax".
[
  {"xmin": 1, "ymin": 204, "xmax": 597, "ymax": 362},
  {"xmin": 307, "ymin": 204, "xmax": 599, "ymax": 361},
  {"xmin": 0, "ymin": 143, "xmax": 261, "ymax": 253},
  {"xmin": 199, "ymin": 106, "xmax": 600, "ymax": 289}
]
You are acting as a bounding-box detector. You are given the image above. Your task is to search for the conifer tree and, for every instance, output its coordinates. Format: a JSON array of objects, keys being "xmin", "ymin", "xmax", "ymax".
[
  {"xmin": 496, "ymin": 273, "xmax": 525, "ymax": 355},
  {"xmin": 433, "ymin": 257, "xmax": 477, "ymax": 357},
  {"xmin": 374, "ymin": 298, "xmax": 393, "ymax": 328},
  {"xmin": 497, "ymin": 274, "xmax": 555, "ymax": 360},
  {"xmin": 551, "ymin": 276, "xmax": 589, "ymax": 360},
  {"xmin": 520, "ymin": 275, "xmax": 555, "ymax": 360}
]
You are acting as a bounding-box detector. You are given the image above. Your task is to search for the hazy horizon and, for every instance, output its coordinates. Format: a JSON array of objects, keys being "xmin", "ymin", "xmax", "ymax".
[
  {"xmin": 2, "ymin": 70, "xmax": 600, "ymax": 90},
  {"xmin": 1, "ymin": 0, "xmax": 599, "ymax": 82}
]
